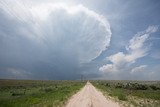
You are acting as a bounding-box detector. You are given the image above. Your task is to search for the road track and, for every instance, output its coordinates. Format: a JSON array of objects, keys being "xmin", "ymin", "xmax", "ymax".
[{"xmin": 66, "ymin": 82, "xmax": 121, "ymax": 107}]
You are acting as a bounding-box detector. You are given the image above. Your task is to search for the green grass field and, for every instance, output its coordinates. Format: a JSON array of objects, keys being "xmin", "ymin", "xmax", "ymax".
[
  {"xmin": 1, "ymin": 79, "xmax": 160, "ymax": 107},
  {"xmin": 91, "ymin": 80, "xmax": 160, "ymax": 107},
  {"xmin": 0, "ymin": 79, "xmax": 85, "ymax": 107}
]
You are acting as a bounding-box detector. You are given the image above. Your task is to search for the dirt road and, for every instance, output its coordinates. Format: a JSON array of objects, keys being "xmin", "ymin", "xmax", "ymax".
[{"xmin": 66, "ymin": 82, "xmax": 121, "ymax": 107}]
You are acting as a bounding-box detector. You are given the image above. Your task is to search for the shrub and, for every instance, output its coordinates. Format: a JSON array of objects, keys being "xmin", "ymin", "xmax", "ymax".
[
  {"xmin": 105, "ymin": 83, "xmax": 110, "ymax": 87},
  {"xmin": 118, "ymin": 93, "xmax": 127, "ymax": 101},
  {"xmin": 115, "ymin": 83, "xmax": 123, "ymax": 88},
  {"xmin": 44, "ymin": 87, "xmax": 54, "ymax": 93},
  {"xmin": 150, "ymin": 85, "xmax": 160, "ymax": 90},
  {"xmin": 11, "ymin": 90, "xmax": 25, "ymax": 96},
  {"xmin": 124, "ymin": 83, "xmax": 148, "ymax": 90}
]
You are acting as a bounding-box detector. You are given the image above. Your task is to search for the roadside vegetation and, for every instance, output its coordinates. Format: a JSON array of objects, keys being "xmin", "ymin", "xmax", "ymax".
[
  {"xmin": 0, "ymin": 79, "xmax": 85, "ymax": 107},
  {"xmin": 91, "ymin": 80, "xmax": 160, "ymax": 107}
]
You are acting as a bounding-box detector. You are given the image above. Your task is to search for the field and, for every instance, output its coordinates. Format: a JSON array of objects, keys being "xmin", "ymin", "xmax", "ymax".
[
  {"xmin": 91, "ymin": 80, "xmax": 160, "ymax": 107},
  {"xmin": 0, "ymin": 79, "xmax": 85, "ymax": 107},
  {"xmin": 1, "ymin": 79, "xmax": 160, "ymax": 107}
]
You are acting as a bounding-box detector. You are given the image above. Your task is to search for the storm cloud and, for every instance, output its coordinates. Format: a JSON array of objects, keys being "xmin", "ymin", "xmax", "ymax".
[
  {"xmin": 0, "ymin": 1, "xmax": 111, "ymax": 79},
  {"xmin": 0, "ymin": 0, "xmax": 160, "ymax": 80}
]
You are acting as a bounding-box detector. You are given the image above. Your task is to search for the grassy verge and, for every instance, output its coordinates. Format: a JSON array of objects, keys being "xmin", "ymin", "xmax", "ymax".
[
  {"xmin": 91, "ymin": 80, "xmax": 160, "ymax": 107},
  {"xmin": 0, "ymin": 79, "xmax": 85, "ymax": 107}
]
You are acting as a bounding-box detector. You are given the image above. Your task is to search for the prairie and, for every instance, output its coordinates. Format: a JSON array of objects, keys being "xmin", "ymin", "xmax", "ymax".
[
  {"xmin": 0, "ymin": 79, "xmax": 85, "ymax": 107},
  {"xmin": 91, "ymin": 80, "xmax": 160, "ymax": 107}
]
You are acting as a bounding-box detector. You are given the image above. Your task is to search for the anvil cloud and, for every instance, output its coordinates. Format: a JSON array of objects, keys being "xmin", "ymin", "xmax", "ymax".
[{"xmin": 0, "ymin": 0, "xmax": 111, "ymax": 79}]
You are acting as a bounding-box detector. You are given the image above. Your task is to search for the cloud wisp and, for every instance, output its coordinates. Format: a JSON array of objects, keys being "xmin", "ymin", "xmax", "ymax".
[
  {"xmin": 99, "ymin": 26, "xmax": 158, "ymax": 80},
  {"xmin": 131, "ymin": 65, "xmax": 147, "ymax": 74},
  {"xmin": 0, "ymin": 1, "xmax": 111, "ymax": 79}
]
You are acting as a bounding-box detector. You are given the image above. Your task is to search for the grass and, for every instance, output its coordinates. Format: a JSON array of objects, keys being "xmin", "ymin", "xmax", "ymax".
[
  {"xmin": 131, "ymin": 90, "xmax": 160, "ymax": 100},
  {"xmin": 0, "ymin": 79, "xmax": 85, "ymax": 107},
  {"xmin": 92, "ymin": 82, "xmax": 127, "ymax": 101},
  {"xmin": 91, "ymin": 80, "xmax": 160, "ymax": 107}
]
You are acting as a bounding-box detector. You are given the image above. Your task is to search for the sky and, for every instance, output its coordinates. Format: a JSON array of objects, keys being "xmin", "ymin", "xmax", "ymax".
[{"xmin": 0, "ymin": 0, "xmax": 160, "ymax": 80}]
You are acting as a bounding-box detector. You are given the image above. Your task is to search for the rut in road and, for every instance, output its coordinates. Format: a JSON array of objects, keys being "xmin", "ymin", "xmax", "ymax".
[{"xmin": 66, "ymin": 82, "xmax": 121, "ymax": 107}]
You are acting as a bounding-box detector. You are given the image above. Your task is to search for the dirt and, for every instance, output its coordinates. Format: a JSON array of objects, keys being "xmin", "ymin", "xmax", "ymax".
[{"xmin": 65, "ymin": 81, "xmax": 121, "ymax": 107}]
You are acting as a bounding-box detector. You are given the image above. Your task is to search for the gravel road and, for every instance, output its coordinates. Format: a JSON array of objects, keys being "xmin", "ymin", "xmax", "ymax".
[{"xmin": 66, "ymin": 81, "xmax": 121, "ymax": 107}]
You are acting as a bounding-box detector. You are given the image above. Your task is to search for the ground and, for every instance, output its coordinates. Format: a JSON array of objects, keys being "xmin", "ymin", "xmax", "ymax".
[{"xmin": 66, "ymin": 81, "xmax": 120, "ymax": 107}]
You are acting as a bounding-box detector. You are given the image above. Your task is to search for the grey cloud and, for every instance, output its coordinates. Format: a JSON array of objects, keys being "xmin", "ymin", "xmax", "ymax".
[{"xmin": 0, "ymin": 1, "xmax": 111, "ymax": 79}]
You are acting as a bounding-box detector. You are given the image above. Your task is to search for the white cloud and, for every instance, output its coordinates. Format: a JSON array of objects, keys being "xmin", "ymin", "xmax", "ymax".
[
  {"xmin": 99, "ymin": 64, "xmax": 114, "ymax": 73},
  {"xmin": 99, "ymin": 26, "xmax": 158, "ymax": 76},
  {"xmin": 0, "ymin": 1, "xmax": 111, "ymax": 63},
  {"xmin": 125, "ymin": 26, "xmax": 158, "ymax": 62},
  {"xmin": 0, "ymin": 0, "xmax": 111, "ymax": 79},
  {"xmin": 126, "ymin": 26, "xmax": 158, "ymax": 52},
  {"xmin": 131, "ymin": 65, "xmax": 147, "ymax": 73}
]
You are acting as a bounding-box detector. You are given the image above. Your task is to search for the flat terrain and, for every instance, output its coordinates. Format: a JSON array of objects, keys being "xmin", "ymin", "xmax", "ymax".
[
  {"xmin": 92, "ymin": 80, "xmax": 160, "ymax": 107},
  {"xmin": 0, "ymin": 79, "xmax": 85, "ymax": 107},
  {"xmin": 66, "ymin": 82, "xmax": 120, "ymax": 107},
  {"xmin": 1, "ymin": 79, "xmax": 159, "ymax": 107}
]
